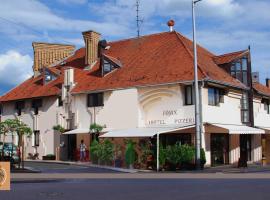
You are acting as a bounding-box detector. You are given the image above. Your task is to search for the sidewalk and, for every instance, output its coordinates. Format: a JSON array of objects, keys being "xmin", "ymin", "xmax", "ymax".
[{"xmin": 24, "ymin": 159, "xmax": 138, "ymax": 173}]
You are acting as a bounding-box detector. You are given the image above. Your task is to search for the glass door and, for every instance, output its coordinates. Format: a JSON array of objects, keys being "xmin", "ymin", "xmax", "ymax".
[{"xmin": 211, "ymin": 134, "xmax": 229, "ymax": 166}]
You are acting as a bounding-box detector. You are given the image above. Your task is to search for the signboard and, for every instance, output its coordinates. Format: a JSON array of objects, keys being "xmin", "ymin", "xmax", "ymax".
[
  {"xmin": 146, "ymin": 109, "xmax": 195, "ymax": 127},
  {"xmin": 0, "ymin": 162, "xmax": 10, "ymax": 191}
]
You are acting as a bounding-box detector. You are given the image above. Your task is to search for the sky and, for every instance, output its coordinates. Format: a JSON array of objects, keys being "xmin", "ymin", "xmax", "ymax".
[{"xmin": 0, "ymin": 0, "xmax": 270, "ymax": 95}]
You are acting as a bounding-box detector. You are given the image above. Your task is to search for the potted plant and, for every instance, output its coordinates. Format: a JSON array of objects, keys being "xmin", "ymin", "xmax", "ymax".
[{"xmin": 42, "ymin": 154, "xmax": 56, "ymax": 160}]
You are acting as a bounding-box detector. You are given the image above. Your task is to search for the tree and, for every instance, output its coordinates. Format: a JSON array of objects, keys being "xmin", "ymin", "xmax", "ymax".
[
  {"xmin": 16, "ymin": 119, "xmax": 32, "ymax": 169},
  {"xmin": 89, "ymin": 123, "xmax": 104, "ymax": 141},
  {"xmin": 0, "ymin": 119, "xmax": 18, "ymax": 160}
]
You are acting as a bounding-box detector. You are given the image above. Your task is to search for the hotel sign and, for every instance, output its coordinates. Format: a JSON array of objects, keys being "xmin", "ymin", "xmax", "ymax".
[{"xmin": 146, "ymin": 109, "xmax": 195, "ymax": 126}]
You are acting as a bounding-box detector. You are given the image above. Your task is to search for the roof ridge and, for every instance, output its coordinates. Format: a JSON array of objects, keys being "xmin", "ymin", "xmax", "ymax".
[
  {"xmin": 107, "ymin": 31, "xmax": 171, "ymax": 45},
  {"xmin": 214, "ymin": 50, "xmax": 248, "ymax": 58},
  {"xmin": 174, "ymin": 31, "xmax": 209, "ymax": 79}
]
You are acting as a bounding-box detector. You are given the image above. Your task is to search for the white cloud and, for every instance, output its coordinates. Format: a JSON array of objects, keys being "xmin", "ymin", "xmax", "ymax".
[
  {"xmin": 0, "ymin": 51, "xmax": 33, "ymax": 86},
  {"xmin": 0, "ymin": 0, "xmax": 132, "ymax": 38}
]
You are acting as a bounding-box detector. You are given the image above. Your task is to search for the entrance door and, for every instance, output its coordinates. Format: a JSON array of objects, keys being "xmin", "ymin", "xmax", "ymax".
[
  {"xmin": 211, "ymin": 134, "xmax": 229, "ymax": 166},
  {"xmin": 240, "ymin": 134, "xmax": 252, "ymax": 163},
  {"xmin": 67, "ymin": 134, "xmax": 77, "ymax": 161}
]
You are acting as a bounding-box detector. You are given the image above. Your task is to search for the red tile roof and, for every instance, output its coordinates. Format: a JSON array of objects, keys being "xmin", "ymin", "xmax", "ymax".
[
  {"xmin": 213, "ymin": 50, "xmax": 248, "ymax": 65},
  {"xmin": 0, "ymin": 31, "xmax": 247, "ymax": 102},
  {"xmin": 253, "ymin": 83, "xmax": 270, "ymax": 97}
]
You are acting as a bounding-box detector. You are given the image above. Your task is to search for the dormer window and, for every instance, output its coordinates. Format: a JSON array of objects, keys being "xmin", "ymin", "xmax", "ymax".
[
  {"xmin": 103, "ymin": 60, "xmax": 114, "ymax": 75},
  {"xmin": 230, "ymin": 57, "xmax": 248, "ymax": 86},
  {"xmin": 102, "ymin": 54, "xmax": 122, "ymax": 76},
  {"xmin": 44, "ymin": 68, "xmax": 56, "ymax": 84}
]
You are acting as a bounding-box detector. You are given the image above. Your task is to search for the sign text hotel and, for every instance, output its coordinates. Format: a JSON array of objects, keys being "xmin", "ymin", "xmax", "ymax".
[{"xmin": 147, "ymin": 110, "xmax": 195, "ymax": 126}]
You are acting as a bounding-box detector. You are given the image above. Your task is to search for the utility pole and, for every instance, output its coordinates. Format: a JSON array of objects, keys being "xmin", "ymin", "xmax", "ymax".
[{"xmin": 192, "ymin": 0, "xmax": 203, "ymax": 170}]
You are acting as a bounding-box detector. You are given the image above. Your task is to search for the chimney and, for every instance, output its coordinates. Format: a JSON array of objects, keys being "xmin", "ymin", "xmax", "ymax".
[
  {"xmin": 32, "ymin": 42, "xmax": 75, "ymax": 76},
  {"xmin": 167, "ymin": 20, "xmax": 175, "ymax": 32},
  {"xmin": 266, "ymin": 78, "xmax": 270, "ymax": 88},
  {"xmin": 82, "ymin": 30, "xmax": 101, "ymax": 67}
]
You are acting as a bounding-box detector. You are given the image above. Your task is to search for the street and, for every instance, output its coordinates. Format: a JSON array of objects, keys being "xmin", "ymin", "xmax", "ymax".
[{"xmin": 1, "ymin": 178, "xmax": 270, "ymax": 200}]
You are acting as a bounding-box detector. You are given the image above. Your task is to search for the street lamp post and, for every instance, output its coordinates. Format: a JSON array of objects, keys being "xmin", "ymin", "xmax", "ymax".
[{"xmin": 192, "ymin": 0, "xmax": 203, "ymax": 170}]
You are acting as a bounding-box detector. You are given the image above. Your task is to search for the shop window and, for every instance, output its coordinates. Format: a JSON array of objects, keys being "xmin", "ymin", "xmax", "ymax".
[
  {"xmin": 241, "ymin": 93, "xmax": 250, "ymax": 123},
  {"xmin": 208, "ymin": 87, "xmax": 224, "ymax": 106},
  {"xmin": 262, "ymin": 99, "xmax": 270, "ymax": 114},
  {"xmin": 87, "ymin": 93, "xmax": 104, "ymax": 107},
  {"xmin": 15, "ymin": 101, "xmax": 25, "ymax": 116},
  {"xmin": 34, "ymin": 130, "xmax": 40, "ymax": 146},
  {"xmin": 184, "ymin": 85, "xmax": 193, "ymax": 105}
]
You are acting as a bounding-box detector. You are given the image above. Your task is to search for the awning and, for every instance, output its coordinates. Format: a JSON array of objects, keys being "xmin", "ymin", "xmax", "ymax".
[
  {"xmin": 63, "ymin": 128, "xmax": 89, "ymax": 135},
  {"xmin": 255, "ymin": 126, "xmax": 270, "ymax": 133},
  {"xmin": 99, "ymin": 125, "xmax": 195, "ymax": 138},
  {"xmin": 205, "ymin": 123, "xmax": 265, "ymax": 134}
]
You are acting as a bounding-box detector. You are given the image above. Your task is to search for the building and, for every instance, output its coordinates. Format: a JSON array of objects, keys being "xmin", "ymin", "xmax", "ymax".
[{"xmin": 1, "ymin": 22, "xmax": 270, "ymax": 167}]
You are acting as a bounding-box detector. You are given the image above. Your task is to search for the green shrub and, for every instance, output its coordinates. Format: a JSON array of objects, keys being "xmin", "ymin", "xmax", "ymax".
[
  {"xmin": 125, "ymin": 140, "xmax": 136, "ymax": 168},
  {"xmin": 179, "ymin": 144, "xmax": 195, "ymax": 165},
  {"xmin": 90, "ymin": 139, "xmax": 99, "ymax": 164},
  {"xmin": 200, "ymin": 148, "xmax": 206, "ymax": 168},
  {"xmin": 90, "ymin": 139, "xmax": 114, "ymax": 165},
  {"xmin": 102, "ymin": 139, "xmax": 114, "ymax": 165},
  {"xmin": 159, "ymin": 144, "xmax": 166, "ymax": 168}
]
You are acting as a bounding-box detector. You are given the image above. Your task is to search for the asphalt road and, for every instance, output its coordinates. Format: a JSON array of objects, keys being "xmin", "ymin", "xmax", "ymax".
[
  {"xmin": 1, "ymin": 179, "xmax": 270, "ymax": 200},
  {"xmin": 24, "ymin": 161, "xmax": 119, "ymax": 173}
]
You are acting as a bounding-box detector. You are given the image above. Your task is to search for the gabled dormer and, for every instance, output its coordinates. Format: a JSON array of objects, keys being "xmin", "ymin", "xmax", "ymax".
[
  {"xmin": 101, "ymin": 54, "xmax": 122, "ymax": 76},
  {"xmin": 43, "ymin": 67, "xmax": 60, "ymax": 85},
  {"xmin": 213, "ymin": 49, "xmax": 250, "ymax": 87}
]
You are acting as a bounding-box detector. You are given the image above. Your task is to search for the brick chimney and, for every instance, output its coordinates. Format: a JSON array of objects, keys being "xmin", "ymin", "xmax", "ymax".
[
  {"xmin": 82, "ymin": 30, "xmax": 101, "ymax": 67},
  {"xmin": 266, "ymin": 78, "xmax": 270, "ymax": 88},
  {"xmin": 32, "ymin": 42, "xmax": 75, "ymax": 76}
]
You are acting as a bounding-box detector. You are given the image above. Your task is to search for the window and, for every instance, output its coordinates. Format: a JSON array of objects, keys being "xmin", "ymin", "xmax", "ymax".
[
  {"xmin": 34, "ymin": 130, "xmax": 40, "ymax": 146},
  {"xmin": 44, "ymin": 69, "xmax": 56, "ymax": 84},
  {"xmin": 208, "ymin": 87, "xmax": 224, "ymax": 106},
  {"xmin": 58, "ymin": 96, "xmax": 63, "ymax": 107},
  {"xmin": 15, "ymin": 101, "xmax": 25, "ymax": 116},
  {"xmin": 262, "ymin": 99, "xmax": 270, "ymax": 114},
  {"xmin": 241, "ymin": 93, "xmax": 250, "ymax": 123},
  {"xmin": 32, "ymin": 99, "xmax": 42, "ymax": 115},
  {"xmin": 230, "ymin": 57, "xmax": 248, "ymax": 86},
  {"xmin": 0, "ymin": 104, "xmax": 2, "ymax": 115},
  {"xmin": 87, "ymin": 93, "xmax": 104, "ymax": 107},
  {"xmin": 184, "ymin": 85, "xmax": 193, "ymax": 105},
  {"xmin": 103, "ymin": 60, "xmax": 116, "ymax": 76}
]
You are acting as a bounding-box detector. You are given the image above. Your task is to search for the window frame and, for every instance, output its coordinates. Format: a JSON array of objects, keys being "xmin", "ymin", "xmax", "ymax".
[
  {"xmin": 262, "ymin": 98, "xmax": 270, "ymax": 114},
  {"xmin": 184, "ymin": 85, "xmax": 193, "ymax": 105},
  {"xmin": 208, "ymin": 87, "xmax": 224, "ymax": 106},
  {"xmin": 34, "ymin": 130, "xmax": 40, "ymax": 147},
  {"xmin": 241, "ymin": 93, "xmax": 250, "ymax": 123},
  {"xmin": 230, "ymin": 57, "xmax": 248, "ymax": 85},
  {"xmin": 15, "ymin": 101, "xmax": 25, "ymax": 116},
  {"xmin": 87, "ymin": 93, "xmax": 104, "ymax": 107}
]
